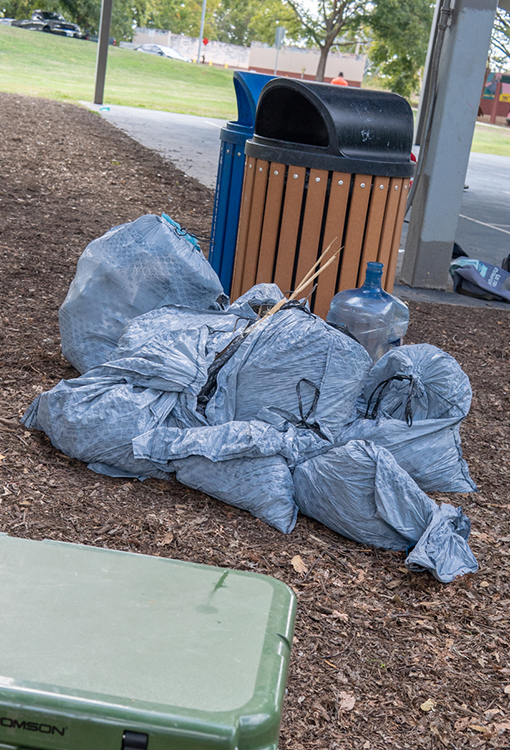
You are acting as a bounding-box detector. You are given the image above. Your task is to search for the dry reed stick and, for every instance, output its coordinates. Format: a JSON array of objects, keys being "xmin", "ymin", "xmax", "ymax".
[{"xmin": 249, "ymin": 239, "xmax": 341, "ymax": 331}]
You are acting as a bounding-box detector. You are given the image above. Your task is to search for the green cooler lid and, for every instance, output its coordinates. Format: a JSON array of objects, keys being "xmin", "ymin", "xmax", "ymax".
[{"xmin": 0, "ymin": 534, "xmax": 296, "ymax": 750}]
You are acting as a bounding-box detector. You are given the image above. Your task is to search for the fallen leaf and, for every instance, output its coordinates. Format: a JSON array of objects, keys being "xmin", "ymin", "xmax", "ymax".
[
  {"xmin": 291, "ymin": 555, "xmax": 308, "ymax": 575},
  {"xmin": 386, "ymin": 579, "xmax": 401, "ymax": 590},
  {"xmin": 420, "ymin": 699, "xmax": 436, "ymax": 712},
  {"xmin": 504, "ymin": 685, "xmax": 510, "ymax": 694},
  {"xmin": 332, "ymin": 610, "xmax": 349, "ymax": 622},
  {"xmin": 494, "ymin": 722, "xmax": 510, "ymax": 733},
  {"xmin": 338, "ymin": 692, "xmax": 356, "ymax": 711},
  {"xmin": 157, "ymin": 530, "xmax": 174, "ymax": 546},
  {"xmin": 469, "ymin": 725, "xmax": 491, "ymax": 735}
]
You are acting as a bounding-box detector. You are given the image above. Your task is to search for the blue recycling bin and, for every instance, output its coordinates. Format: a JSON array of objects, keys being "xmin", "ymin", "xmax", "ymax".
[{"xmin": 209, "ymin": 71, "xmax": 275, "ymax": 295}]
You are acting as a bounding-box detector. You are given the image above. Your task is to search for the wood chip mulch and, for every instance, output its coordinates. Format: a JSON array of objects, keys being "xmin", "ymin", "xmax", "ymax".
[{"xmin": 1, "ymin": 92, "xmax": 509, "ymax": 750}]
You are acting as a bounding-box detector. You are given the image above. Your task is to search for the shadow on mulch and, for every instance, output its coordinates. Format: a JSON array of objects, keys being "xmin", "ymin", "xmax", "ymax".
[{"xmin": 1, "ymin": 93, "xmax": 509, "ymax": 749}]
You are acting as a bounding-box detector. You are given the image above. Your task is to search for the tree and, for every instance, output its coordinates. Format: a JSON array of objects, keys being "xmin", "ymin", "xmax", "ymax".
[
  {"xmin": 247, "ymin": 0, "xmax": 302, "ymax": 46},
  {"xmin": 490, "ymin": 8, "xmax": 510, "ymax": 70},
  {"xmin": 147, "ymin": 0, "xmax": 219, "ymax": 36},
  {"xmin": 364, "ymin": 0, "xmax": 434, "ymax": 99},
  {"xmin": 284, "ymin": 0, "xmax": 368, "ymax": 81},
  {"xmin": 143, "ymin": 0, "xmax": 299, "ymax": 46}
]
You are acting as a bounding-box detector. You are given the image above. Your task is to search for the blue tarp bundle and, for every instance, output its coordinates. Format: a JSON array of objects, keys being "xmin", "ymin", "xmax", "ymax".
[{"xmin": 24, "ymin": 216, "xmax": 479, "ymax": 581}]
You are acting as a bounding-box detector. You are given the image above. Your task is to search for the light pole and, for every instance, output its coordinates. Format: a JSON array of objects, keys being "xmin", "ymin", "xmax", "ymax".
[{"xmin": 94, "ymin": 0, "xmax": 113, "ymax": 105}]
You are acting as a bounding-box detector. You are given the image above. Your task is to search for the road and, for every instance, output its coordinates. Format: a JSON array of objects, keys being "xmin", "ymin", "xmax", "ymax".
[
  {"xmin": 84, "ymin": 103, "xmax": 224, "ymax": 190},
  {"xmin": 456, "ymin": 152, "xmax": 510, "ymax": 267}
]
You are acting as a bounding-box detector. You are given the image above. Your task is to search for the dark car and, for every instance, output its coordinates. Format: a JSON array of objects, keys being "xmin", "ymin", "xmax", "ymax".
[{"xmin": 12, "ymin": 10, "xmax": 84, "ymax": 38}]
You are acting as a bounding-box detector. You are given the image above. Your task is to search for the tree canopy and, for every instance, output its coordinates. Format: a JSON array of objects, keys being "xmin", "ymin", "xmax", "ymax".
[
  {"xmin": 364, "ymin": 0, "xmax": 434, "ymax": 99},
  {"xmin": 143, "ymin": 0, "xmax": 300, "ymax": 45},
  {"xmin": 490, "ymin": 8, "xmax": 510, "ymax": 70},
  {"xmin": 285, "ymin": 0, "xmax": 367, "ymax": 81}
]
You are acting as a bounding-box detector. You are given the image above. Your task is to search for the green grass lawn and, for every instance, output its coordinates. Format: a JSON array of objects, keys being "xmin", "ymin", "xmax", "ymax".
[
  {"xmin": 471, "ymin": 121, "xmax": 510, "ymax": 156},
  {"xmin": 0, "ymin": 25, "xmax": 238, "ymax": 119},
  {"xmin": 2, "ymin": 24, "xmax": 510, "ymax": 155}
]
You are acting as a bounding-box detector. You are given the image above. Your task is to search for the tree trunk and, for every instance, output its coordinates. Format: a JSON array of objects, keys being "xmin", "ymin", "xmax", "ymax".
[{"xmin": 315, "ymin": 37, "xmax": 336, "ymax": 81}]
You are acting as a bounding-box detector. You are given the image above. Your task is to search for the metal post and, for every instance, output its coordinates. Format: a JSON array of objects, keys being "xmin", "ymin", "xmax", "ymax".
[
  {"xmin": 274, "ymin": 26, "xmax": 285, "ymax": 75},
  {"xmin": 401, "ymin": 0, "xmax": 498, "ymax": 289},
  {"xmin": 93, "ymin": 0, "xmax": 113, "ymax": 105},
  {"xmin": 196, "ymin": 0, "xmax": 207, "ymax": 64}
]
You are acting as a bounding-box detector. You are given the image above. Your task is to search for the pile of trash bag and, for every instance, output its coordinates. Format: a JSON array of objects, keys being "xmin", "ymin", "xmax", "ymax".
[{"xmin": 23, "ymin": 215, "xmax": 479, "ymax": 582}]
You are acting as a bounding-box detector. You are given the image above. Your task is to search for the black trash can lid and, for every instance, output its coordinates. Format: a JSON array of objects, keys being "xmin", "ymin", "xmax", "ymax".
[{"xmin": 246, "ymin": 79, "xmax": 415, "ymax": 177}]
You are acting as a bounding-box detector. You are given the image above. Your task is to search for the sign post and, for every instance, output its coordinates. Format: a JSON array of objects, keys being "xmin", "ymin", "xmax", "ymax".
[{"xmin": 274, "ymin": 26, "xmax": 285, "ymax": 75}]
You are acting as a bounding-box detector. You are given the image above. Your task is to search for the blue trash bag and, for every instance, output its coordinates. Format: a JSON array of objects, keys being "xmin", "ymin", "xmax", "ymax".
[
  {"xmin": 343, "ymin": 343, "xmax": 476, "ymax": 493},
  {"xmin": 172, "ymin": 455, "xmax": 298, "ymax": 534},
  {"xmin": 337, "ymin": 416, "xmax": 476, "ymax": 494},
  {"xmin": 22, "ymin": 375, "xmax": 179, "ymax": 480},
  {"xmin": 203, "ymin": 305, "xmax": 373, "ymax": 437},
  {"xmin": 358, "ymin": 344, "xmax": 472, "ymax": 423},
  {"xmin": 293, "ymin": 440, "xmax": 478, "ymax": 583},
  {"xmin": 59, "ymin": 214, "xmax": 226, "ymax": 374}
]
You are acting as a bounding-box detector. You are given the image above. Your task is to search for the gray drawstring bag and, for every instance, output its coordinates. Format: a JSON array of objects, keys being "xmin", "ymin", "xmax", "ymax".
[
  {"xmin": 294, "ymin": 440, "xmax": 478, "ymax": 583},
  {"xmin": 59, "ymin": 214, "xmax": 226, "ymax": 373}
]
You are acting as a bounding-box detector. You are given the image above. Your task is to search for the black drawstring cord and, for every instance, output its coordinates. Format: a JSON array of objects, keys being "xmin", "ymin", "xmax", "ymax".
[
  {"xmin": 365, "ymin": 374, "xmax": 415, "ymax": 427},
  {"xmin": 268, "ymin": 379, "xmax": 330, "ymax": 441}
]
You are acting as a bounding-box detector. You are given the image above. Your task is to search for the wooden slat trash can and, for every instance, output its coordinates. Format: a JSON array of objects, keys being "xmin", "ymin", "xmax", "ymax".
[{"xmin": 231, "ymin": 80, "xmax": 415, "ymax": 318}]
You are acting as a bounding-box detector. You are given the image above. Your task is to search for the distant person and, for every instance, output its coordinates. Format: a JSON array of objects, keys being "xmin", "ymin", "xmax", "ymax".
[{"xmin": 331, "ymin": 71, "xmax": 348, "ymax": 86}]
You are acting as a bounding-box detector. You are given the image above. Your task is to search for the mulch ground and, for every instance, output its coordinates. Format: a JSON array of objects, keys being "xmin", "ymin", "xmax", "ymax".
[{"xmin": 1, "ymin": 92, "xmax": 509, "ymax": 750}]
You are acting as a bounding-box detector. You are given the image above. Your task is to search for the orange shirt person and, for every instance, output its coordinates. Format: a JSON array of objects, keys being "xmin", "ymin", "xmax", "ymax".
[{"xmin": 331, "ymin": 71, "xmax": 348, "ymax": 86}]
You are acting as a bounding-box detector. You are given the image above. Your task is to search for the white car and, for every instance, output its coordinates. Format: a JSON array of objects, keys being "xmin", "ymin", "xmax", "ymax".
[{"xmin": 136, "ymin": 44, "xmax": 191, "ymax": 63}]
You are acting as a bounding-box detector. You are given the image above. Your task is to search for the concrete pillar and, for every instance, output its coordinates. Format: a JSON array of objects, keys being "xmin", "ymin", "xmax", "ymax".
[{"xmin": 401, "ymin": 0, "xmax": 498, "ymax": 289}]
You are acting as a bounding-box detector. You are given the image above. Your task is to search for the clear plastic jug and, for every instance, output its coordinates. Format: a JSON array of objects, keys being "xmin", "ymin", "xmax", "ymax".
[{"xmin": 326, "ymin": 262, "xmax": 409, "ymax": 362}]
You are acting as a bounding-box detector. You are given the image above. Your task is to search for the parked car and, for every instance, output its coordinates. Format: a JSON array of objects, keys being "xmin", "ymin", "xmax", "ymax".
[
  {"xmin": 0, "ymin": 17, "xmax": 15, "ymax": 25},
  {"xmin": 136, "ymin": 43, "xmax": 191, "ymax": 63},
  {"xmin": 12, "ymin": 10, "xmax": 84, "ymax": 38}
]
